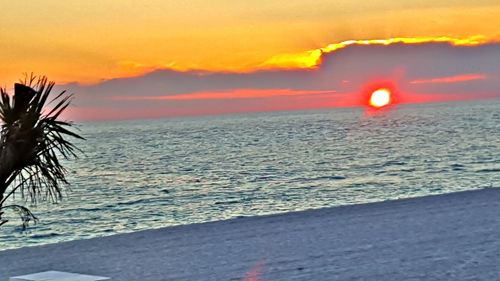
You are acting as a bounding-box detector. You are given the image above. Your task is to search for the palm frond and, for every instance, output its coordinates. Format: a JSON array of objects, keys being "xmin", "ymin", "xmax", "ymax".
[
  {"xmin": 0, "ymin": 204, "xmax": 38, "ymax": 230},
  {"xmin": 0, "ymin": 75, "xmax": 83, "ymax": 228}
]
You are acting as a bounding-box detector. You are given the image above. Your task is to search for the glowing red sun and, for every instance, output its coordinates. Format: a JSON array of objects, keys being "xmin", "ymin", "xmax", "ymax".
[{"xmin": 369, "ymin": 88, "xmax": 392, "ymax": 108}]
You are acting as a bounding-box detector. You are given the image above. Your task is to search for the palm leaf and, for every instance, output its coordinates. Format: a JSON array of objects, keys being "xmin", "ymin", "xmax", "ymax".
[{"xmin": 0, "ymin": 75, "xmax": 83, "ymax": 228}]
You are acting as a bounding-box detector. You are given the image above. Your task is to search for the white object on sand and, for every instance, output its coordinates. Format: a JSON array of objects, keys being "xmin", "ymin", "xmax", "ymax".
[{"xmin": 9, "ymin": 271, "xmax": 109, "ymax": 281}]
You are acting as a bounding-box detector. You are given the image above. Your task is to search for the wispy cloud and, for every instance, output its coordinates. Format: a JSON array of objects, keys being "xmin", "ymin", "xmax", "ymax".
[
  {"xmin": 409, "ymin": 74, "xmax": 487, "ymax": 84},
  {"xmin": 111, "ymin": 89, "xmax": 336, "ymax": 101}
]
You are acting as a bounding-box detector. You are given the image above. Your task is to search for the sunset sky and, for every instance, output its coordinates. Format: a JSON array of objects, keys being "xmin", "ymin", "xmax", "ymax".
[{"xmin": 1, "ymin": 1, "xmax": 499, "ymax": 120}]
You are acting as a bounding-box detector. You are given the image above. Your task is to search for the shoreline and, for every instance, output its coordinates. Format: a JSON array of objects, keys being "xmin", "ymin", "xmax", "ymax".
[{"xmin": 1, "ymin": 188, "xmax": 500, "ymax": 280}]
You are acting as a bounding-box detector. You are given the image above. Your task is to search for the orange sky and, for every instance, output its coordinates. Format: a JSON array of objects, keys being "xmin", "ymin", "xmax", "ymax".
[{"xmin": 1, "ymin": 1, "xmax": 500, "ymax": 85}]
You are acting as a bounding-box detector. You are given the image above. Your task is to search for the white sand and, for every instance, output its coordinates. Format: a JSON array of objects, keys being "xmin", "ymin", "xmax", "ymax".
[{"xmin": 1, "ymin": 188, "xmax": 500, "ymax": 280}]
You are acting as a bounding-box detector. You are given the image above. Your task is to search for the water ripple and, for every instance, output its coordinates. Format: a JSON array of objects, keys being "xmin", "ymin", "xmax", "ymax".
[{"xmin": 1, "ymin": 101, "xmax": 499, "ymax": 250}]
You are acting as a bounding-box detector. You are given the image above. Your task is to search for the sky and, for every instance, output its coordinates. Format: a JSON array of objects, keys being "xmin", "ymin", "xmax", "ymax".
[{"xmin": 1, "ymin": 1, "xmax": 499, "ymax": 120}]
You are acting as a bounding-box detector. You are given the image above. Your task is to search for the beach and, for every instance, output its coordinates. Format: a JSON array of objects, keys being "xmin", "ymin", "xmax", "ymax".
[{"xmin": 1, "ymin": 188, "xmax": 499, "ymax": 280}]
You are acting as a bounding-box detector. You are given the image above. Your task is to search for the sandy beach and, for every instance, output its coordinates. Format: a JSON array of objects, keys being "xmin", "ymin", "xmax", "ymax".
[{"xmin": 1, "ymin": 188, "xmax": 500, "ymax": 280}]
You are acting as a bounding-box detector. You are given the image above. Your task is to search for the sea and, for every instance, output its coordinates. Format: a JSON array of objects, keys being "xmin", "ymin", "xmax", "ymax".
[{"xmin": 1, "ymin": 100, "xmax": 499, "ymax": 250}]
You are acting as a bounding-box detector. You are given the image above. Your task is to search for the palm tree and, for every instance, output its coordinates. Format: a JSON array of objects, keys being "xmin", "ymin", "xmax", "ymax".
[{"xmin": 0, "ymin": 75, "xmax": 83, "ymax": 228}]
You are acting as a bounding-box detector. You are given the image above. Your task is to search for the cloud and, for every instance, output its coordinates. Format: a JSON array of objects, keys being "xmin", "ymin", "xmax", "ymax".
[
  {"xmin": 110, "ymin": 89, "xmax": 336, "ymax": 101},
  {"xmin": 60, "ymin": 39, "xmax": 500, "ymax": 120},
  {"xmin": 260, "ymin": 36, "xmax": 489, "ymax": 70},
  {"xmin": 409, "ymin": 74, "xmax": 487, "ymax": 84}
]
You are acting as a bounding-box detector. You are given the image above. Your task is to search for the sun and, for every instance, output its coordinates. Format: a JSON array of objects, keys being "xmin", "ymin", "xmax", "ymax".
[{"xmin": 369, "ymin": 88, "xmax": 391, "ymax": 108}]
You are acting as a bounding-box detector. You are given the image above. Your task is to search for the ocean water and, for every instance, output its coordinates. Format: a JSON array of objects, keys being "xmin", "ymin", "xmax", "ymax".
[{"xmin": 1, "ymin": 101, "xmax": 499, "ymax": 250}]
